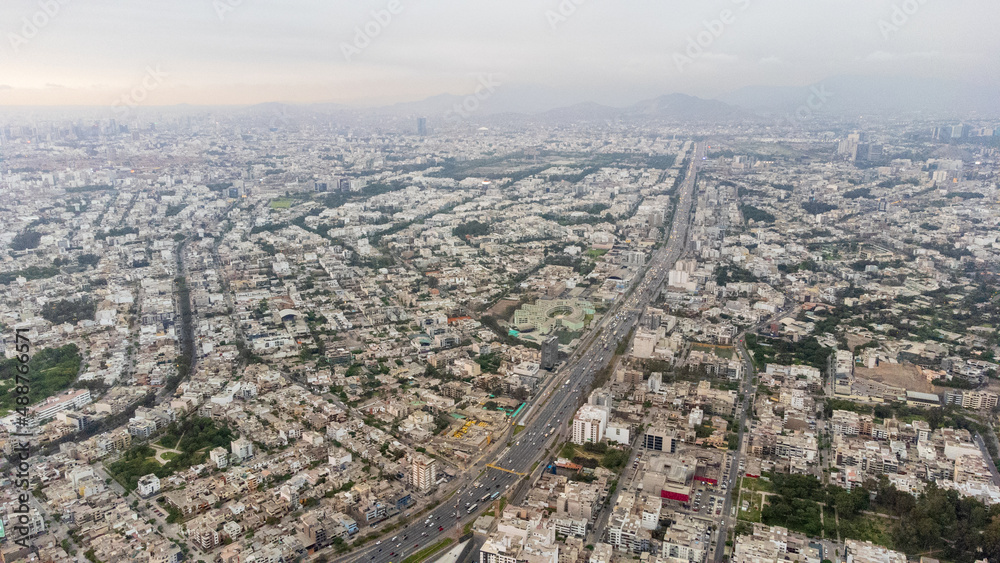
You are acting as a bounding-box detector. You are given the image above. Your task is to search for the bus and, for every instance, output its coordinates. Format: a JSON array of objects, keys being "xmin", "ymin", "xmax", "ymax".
[
  {"xmin": 480, "ymin": 493, "xmax": 491, "ymax": 503},
  {"xmin": 467, "ymin": 504, "xmax": 478, "ymax": 514},
  {"xmin": 490, "ymin": 491, "xmax": 501, "ymax": 501}
]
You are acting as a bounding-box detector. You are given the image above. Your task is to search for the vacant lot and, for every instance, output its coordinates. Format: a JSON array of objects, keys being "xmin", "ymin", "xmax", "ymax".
[
  {"xmin": 691, "ymin": 343, "xmax": 735, "ymax": 359},
  {"xmin": 855, "ymin": 362, "xmax": 933, "ymax": 393},
  {"xmin": 487, "ymin": 298, "xmax": 522, "ymax": 320}
]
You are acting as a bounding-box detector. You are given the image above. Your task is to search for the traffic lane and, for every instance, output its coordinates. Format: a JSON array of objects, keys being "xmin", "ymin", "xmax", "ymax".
[
  {"xmin": 372, "ymin": 475, "xmax": 516, "ymax": 563},
  {"xmin": 366, "ymin": 214, "xmax": 697, "ymax": 560},
  {"xmin": 379, "ymin": 152, "xmax": 703, "ymax": 559},
  {"xmin": 366, "ymin": 467, "xmax": 515, "ymax": 561}
]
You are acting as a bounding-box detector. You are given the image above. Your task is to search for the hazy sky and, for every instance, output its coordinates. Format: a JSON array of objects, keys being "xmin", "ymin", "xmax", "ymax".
[{"xmin": 0, "ymin": 0, "xmax": 996, "ymax": 107}]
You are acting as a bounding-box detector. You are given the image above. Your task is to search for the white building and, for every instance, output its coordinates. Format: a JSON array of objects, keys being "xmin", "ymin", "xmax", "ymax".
[
  {"xmin": 606, "ymin": 421, "xmax": 631, "ymax": 445},
  {"xmin": 30, "ymin": 389, "xmax": 92, "ymax": 420},
  {"xmin": 845, "ymin": 539, "xmax": 907, "ymax": 563},
  {"xmin": 688, "ymin": 407, "xmax": 704, "ymax": 428},
  {"xmin": 631, "ymin": 329, "xmax": 659, "ymax": 359},
  {"xmin": 137, "ymin": 474, "xmax": 161, "ymax": 498},
  {"xmin": 210, "ymin": 446, "xmax": 229, "ymax": 469},
  {"xmin": 231, "ymin": 436, "xmax": 254, "ymax": 460},
  {"xmin": 572, "ymin": 405, "xmax": 608, "ymax": 445},
  {"xmin": 409, "ymin": 453, "xmax": 437, "ymax": 492}
]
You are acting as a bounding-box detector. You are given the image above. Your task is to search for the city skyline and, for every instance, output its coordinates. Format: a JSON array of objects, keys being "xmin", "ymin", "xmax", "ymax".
[{"xmin": 2, "ymin": 3, "xmax": 1000, "ymax": 563}]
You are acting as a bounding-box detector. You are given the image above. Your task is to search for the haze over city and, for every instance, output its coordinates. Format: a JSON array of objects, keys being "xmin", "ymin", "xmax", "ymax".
[
  {"xmin": 1, "ymin": 3, "xmax": 999, "ymax": 563},
  {"xmin": 0, "ymin": 0, "xmax": 997, "ymax": 111}
]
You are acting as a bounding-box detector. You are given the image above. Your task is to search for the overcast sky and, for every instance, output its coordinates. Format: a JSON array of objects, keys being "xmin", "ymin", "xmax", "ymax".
[{"xmin": 0, "ymin": 0, "xmax": 996, "ymax": 107}]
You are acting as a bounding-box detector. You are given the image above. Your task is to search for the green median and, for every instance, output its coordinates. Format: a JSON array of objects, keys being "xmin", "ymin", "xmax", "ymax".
[{"xmin": 400, "ymin": 538, "xmax": 454, "ymax": 563}]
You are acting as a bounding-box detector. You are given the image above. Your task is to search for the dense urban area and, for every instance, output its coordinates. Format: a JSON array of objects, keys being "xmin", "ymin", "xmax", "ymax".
[{"xmin": 1, "ymin": 110, "xmax": 999, "ymax": 563}]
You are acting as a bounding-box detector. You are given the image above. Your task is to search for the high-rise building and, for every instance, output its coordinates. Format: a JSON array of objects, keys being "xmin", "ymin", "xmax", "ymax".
[
  {"xmin": 409, "ymin": 453, "xmax": 437, "ymax": 492},
  {"xmin": 571, "ymin": 405, "xmax": 608, "ymax": 445},
  {"xmin": 643, "ymin": 425, "xmax": 678, "ymax": 453},
  {"xmin": 417, "ymin": 117, "xmax": 427, "ymax": 137},
  {"xmin": 541, "ymin": 336, "xmax": 559, "ymax": 370},
  {"xmin": 231, "ymin": 436, "xmax": 254, "ymax": 460}
]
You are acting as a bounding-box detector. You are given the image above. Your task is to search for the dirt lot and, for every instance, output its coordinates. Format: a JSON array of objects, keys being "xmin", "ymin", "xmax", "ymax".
[
  {"xmin": 486, "ymin": 299, "xmax": 522, "ymax": 320},
  {"xmin": 846, "ymin": 334, "xmax": 873, "ymax": 351},
  {"xmin": 855, "ymin": 362, "xmax": 934, "ymax": 393}
]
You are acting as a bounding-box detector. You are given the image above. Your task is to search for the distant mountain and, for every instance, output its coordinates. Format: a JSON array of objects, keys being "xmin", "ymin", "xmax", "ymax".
[
  {"xmin": 718, "ymin": 75, "xmax": 1000, "ymax": 118},
  {"xmin": 626, "ymin": 93, "xmax": 745, "ymax": 121},
  {"xmin": 539, "ymin": 101, "xmax": 623, "ymax": 122},
  {"xmin": 369, "ymin": 84, "xmax": 597, "ymax": 119},
  {"xmin": 372, "ymin": 90, "xmax": 746, "ymax": 126},
  {"xmin": 372, "ymin": 93, "xmax": 465, "ymax": 116}
]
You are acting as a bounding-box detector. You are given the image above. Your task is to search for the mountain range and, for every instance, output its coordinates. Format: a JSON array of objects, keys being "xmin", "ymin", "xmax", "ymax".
[{"xmin": 238, "ymin": 75, "xmax": 997, "ymax": 126}]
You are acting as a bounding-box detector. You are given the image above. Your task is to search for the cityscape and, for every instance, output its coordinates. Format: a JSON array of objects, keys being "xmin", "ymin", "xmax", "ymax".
[{"xmin": 1, "ymin": 3, "xmax": 999, "ymax": 563}]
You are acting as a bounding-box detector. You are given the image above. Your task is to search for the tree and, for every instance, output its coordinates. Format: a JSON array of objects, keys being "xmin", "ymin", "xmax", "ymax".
[
  {"xmin": 40, "ymin": 298, "xmax": 96, "ymax": 325},
  {"xmin": 10, "ymin": 230, "xmax": 42, "ymax": 250}
]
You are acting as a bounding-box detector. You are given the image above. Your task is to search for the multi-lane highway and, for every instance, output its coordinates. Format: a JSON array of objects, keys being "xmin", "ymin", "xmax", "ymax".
[{"xmin": 331, "ymin": 144, "xmax": 704, "ymax": 563}]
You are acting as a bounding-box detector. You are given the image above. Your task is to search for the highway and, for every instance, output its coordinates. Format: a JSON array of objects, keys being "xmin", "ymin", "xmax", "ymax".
[{"xmin": 330, "ymin": 143, "xmax": 704, "ymax": 563}]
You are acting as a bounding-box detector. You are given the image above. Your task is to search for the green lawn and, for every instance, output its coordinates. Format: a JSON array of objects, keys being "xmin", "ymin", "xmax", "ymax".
[
  {"xmin": 513, "ymin": 425, "xmax": 526, "ymax": 436},
  {"xmin": 557, "ymin": 331, "xmax": 582, "ymax": 345},
  {"xmin": 740, "ymin": 476, "xmax": 772, "ymax": 494},
  {"xmin": 823, "ymin": 505, "xmax": 838, "ymax": 539},
  {"xmin": 401, "ymin": 538, "xmax": 454, "ymax": 563},
  {"xmin": 691, "ymin": 342, "xmax": 735, "ymax": 359},
  {"xmin": 738, "ymin": 493, "xmax": 763, "ymax": 523},
  {"xmin": 269, "ymin": 198, "xmax": 294, "ymax": 209},
  {"xmin": 559, "ymin": 442, "xmax": 576, "ymax": 459},
  {"xmin": 838, "ymin": 514, "xmax": 894, "ymax": 547}
]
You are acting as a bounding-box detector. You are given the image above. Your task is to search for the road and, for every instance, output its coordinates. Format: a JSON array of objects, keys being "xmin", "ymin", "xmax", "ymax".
[
  {"xmin": 710, "ymin": 309, "xmax": 794, "ymax": 561},
  {"xmin": 330, "ymin": 144, "xmax": 705, "ymax": 563},
  {"xmin": 974, "ymin": 433, "xmax": 1000, "ymax": 487},
  {"xmin": 711, "ymin": 335, "xmax": 757, "ymax": 561}
]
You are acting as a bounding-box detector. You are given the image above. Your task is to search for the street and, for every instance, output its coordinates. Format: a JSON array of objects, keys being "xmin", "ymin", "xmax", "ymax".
[{"xmin": 329, "ymin": 143, "xmax": 705, "ymax": 563}]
